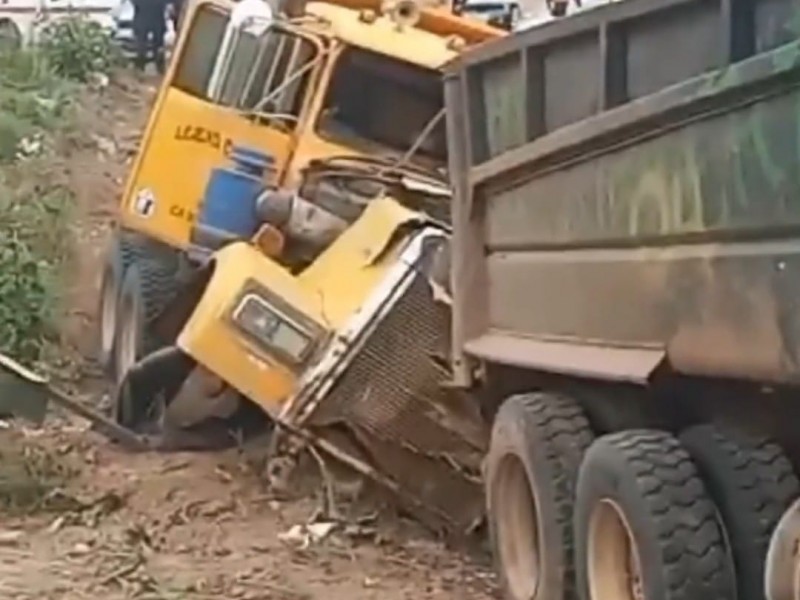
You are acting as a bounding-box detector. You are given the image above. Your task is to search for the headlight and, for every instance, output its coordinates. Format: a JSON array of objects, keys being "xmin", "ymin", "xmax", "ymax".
[{"xmin": 231, "ymin": 292, "xmax": 316, "ymax": 363}]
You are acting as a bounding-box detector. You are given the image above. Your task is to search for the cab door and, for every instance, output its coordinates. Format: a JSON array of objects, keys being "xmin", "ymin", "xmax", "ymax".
[{"xmin": 119, "ymin": 1, "xmax": 321, "ymax": 250}]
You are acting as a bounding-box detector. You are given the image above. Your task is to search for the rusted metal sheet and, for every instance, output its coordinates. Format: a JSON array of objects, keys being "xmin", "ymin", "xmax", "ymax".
[
  {"xmin": 306, "ymin": 271, "xmax": 487, "ymax": 531},
  {"xmin": 296, "ymin": 236, "xmax": 488, "ymax": 533},
  {"xmin": 447, "ymin": 0, "xmax": 798, "ymax": 167},
  {"xmin": 485, "ymin": 84, "xmax": 800, "ymax": 247},
  {"xmin": 446, "ymin": 0, "xmax": 800, "ymax": 385},
  {"xmin": 445, "ymin": 71, "xmax": 488, "ymax": 387},
  {"xmin": 476, "ymin": 57, "xmax": 800, "ymax": 386},
  {"xmin": 480, "ymin": 52, "xmax": 526, "ymax": 157},
  {"xmin": 464, "ymin": 334, "xmax": 665, "ymax": 383},
  {"xmin": 485, "ymin": 239, "xmax": 800, "ymax": 384}
]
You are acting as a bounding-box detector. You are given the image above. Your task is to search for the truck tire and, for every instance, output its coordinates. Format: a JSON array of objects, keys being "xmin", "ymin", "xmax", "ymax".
[
  {"xmin": 680, "ymin": 424, "xmax": 800, "ymax": 600},
  {"xmin": 114, "ymin": 257, "xmax": 179, "ymax": 384},
  {"xmin": 97, "ymin": 234, "xmax": 147, "ymax": 376},
  {"xmin": 575, "ymin": 430, "xmax": 736, "ymax": 600},
  {"xmin": 485, "ymin": 392, "xmax": 593, "ymax": 600}
]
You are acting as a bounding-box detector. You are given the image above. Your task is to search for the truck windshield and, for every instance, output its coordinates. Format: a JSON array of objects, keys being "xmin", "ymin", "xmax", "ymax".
[
  {"xmin": 172, "ymin": 4, "xmax": 316, "ymax": 128},
  {"xmin": 317, "ymin": 48, "xmax": 446, "ymax": 163}
]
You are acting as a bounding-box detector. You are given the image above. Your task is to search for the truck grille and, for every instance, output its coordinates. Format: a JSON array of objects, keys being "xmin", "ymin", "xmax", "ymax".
[{"xmin": 306, "ymin": 261, "xmax": 488, "ymax": 533}]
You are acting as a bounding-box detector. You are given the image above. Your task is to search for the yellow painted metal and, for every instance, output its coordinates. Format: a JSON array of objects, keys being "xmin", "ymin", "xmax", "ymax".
[
  {"xmin": 119, "ymin": 87, "xmax": 298, "ymax": 249},
  {"xmin": 176, "ymin": 197, "xmax": 421, "ymax": 416},
  {"xmin": 116, "ymin": 0, "xmax": 492, "ymax": 254},
  {"xmin": 305, "ymin": 2, "xmax": 458, "ymax": 68}
]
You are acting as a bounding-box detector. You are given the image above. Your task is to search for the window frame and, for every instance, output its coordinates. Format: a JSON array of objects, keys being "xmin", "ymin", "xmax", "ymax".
[
  {"xmin": 210, "ymin": 23, "xmax": 323, "ymax": 128},
  {"xmin": 167, "ymin": 2, "xmax": 324, "ymax": 131},
  {"xmin": 313, "ymin": 45, "xmax": 446, "ymax": 161}
]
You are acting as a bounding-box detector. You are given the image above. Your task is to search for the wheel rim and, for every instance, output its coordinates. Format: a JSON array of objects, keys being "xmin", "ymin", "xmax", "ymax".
[
  {"xmin": 116, "ymin": 288, "xmax": 140, "ymax": 384},
  {"xmin": 494, "ymin": 454, "xmax": 540, "ymax": 600},
  {"xmin": 588, "ymin": 499, "xmax": 644, "ymax": 600},
  {"xmin": 766, "ymin": 497, "xmax": 800, "ymax": 600},
  {"xmin": 99, "ymin": 265, "xmax": 118, "ymax": 360}
]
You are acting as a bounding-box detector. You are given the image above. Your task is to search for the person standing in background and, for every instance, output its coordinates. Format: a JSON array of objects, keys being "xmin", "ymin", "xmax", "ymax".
[
  {"xmin": 132, "ymin": 0, "xmax": 169, "ymax": 74},
  {"xmin": 168, "ymin": 0, "xmax": 185, "ymax": 35}
]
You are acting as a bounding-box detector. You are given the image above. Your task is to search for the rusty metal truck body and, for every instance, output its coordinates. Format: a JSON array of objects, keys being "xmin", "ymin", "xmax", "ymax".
[
  {"xmin": 443, "ymin": 2, "xmax": 800, "ymax": 600},
  {"xmin": 447, "ymin": 0, "xmax": 800, "ymax": 388}
]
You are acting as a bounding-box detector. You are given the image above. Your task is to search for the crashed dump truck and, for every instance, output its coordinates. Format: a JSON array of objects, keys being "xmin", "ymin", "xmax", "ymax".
[
  {"xmin": 103, "ymin": 0, "xmax": 503, "ymax": 533},
  {"xmin": 96, "ymin": 0, "xmax": 503, "ymax": 388},
  {"xmin": 444, "ymin": 0, "xmax": 800, "ymax": 599},
  {"xmin": 102, "ymin": 0, "xmax": 800, "ymax": 598}
]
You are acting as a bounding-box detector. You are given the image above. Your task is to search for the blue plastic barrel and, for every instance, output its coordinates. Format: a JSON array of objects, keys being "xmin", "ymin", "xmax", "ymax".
[
  {"xmin": 192, "ymin": 145, "xmax": 275, "ymax": 250},
  {"xmin": 230, "ymin": 146, "xmax": 275, "ymax": 178}
]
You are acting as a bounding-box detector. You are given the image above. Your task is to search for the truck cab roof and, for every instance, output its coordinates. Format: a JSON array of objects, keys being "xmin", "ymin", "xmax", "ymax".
[{"xmin": 303, "ymin": 2, "xmax": 463, "ymax": 68}]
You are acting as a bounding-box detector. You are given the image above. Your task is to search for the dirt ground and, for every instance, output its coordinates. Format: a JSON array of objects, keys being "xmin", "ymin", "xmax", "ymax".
[
  {"xmin": 0, "ymin": 74, "xmax": 498, "ymax": 600},
  {"xmin": 0, "ymin": 424, "xmax": 496, "ymax": 600}
]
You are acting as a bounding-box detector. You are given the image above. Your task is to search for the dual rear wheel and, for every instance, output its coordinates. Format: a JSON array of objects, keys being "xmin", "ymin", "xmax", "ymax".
[{"xmin": 486, "ymin": 393, "xmax": 799, "ymax": 600}]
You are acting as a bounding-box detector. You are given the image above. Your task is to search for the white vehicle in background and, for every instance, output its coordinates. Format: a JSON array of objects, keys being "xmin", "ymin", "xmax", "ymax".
[
  {"xmin": 0, "ymin": 0, "xmax": 173, "ymax": 53},
  {"xmin": 457, "ymin": 0, "xmax": 521, "ymax": 30},
  {"xmin": 0, "ymin": 0, "xmax": 118, "ymax": 48},
  {"xmin": 514, "ymin": 0, "xmax": 623, "ymax": 29},
  {"xmin": 455, "ymin": 0, "xmax": 624, "ymax": 32}
]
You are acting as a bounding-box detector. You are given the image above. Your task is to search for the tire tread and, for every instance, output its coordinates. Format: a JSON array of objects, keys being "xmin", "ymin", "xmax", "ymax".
[
  {"xmin": 492, "ymin": 392, "xmax": 593, "ymax": 600},
  {"xmin": 589, "ymin": 430, "xmax": 734, "ymax": 600},
  {"xmin": 681, "ymin": 424, "xmax": 800, "ymax": 600}
]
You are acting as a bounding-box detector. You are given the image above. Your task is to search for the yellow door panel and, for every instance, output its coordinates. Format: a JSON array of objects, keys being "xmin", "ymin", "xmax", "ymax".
[{"xmin": 119, "ymin": 88, "xmax": 294, "ymax": 251}]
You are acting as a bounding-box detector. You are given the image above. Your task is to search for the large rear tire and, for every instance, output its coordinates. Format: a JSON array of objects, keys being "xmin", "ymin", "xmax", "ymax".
[
  {"xmin": 680, "ymin": 424, "xmax": 800, "ymax": 600},
  {"xmin": 113, "ymin": 257, "xmax": 179, "ymax": 384},
  {"xmin": 575, "ymin": 429, "xmax": 736, "ymax": 600},
  {"xmin": 485, "ymin": 392, "xmax": 594, "ymax": 600},
  {"xmin": 97, "ymin": 233, "xmax": 147, "ymax": 376}
]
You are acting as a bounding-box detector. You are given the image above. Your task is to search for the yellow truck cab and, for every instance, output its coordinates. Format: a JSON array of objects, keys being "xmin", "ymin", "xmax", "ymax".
[
  {"xmin": 97, "ymin": 0, "xmax": 501, "ymax": 382},
  {"xmin": 99, "ymin": 0, "xmax": 502, "ymax": 530}
]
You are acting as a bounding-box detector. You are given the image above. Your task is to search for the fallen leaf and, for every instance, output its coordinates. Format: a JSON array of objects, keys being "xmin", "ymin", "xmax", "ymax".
[{"xmin": 307, "ymin": 522, "xmax": 336, "ymax": 542}]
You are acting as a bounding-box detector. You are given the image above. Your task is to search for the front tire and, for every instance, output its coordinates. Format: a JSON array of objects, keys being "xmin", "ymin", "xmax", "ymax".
[
  {"xmin": 485, "ymin": 392, "xmax": 593, "ymax": 600},
  {"xmin": 575, "ymin": 430, "xmax": 736, "ymax": 600}
]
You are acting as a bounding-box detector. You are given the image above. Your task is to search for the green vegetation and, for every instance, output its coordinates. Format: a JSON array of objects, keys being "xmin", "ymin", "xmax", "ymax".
[
  {"xmin": 0, "ymin": 16, "xmax": 120, "ymax": 361},
  {"xmin": 39, "ymin": 17, "xmax": 123, "ymax": 82}
]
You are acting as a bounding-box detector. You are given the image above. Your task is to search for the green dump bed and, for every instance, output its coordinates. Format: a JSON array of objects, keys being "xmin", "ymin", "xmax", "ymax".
[{"xmin": 444, "ymin": 0, "xmax": 800, "ymax": 385}]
